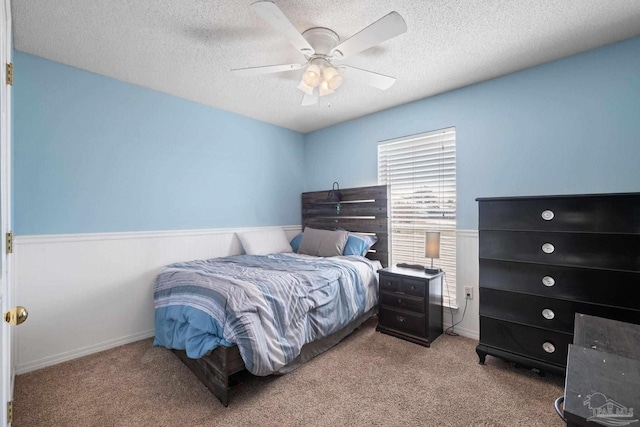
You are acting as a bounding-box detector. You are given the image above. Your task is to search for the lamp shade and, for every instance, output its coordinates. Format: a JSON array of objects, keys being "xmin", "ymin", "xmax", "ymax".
[
  {"xmin": 323, "ymin": 66, "xmax": 343, "ymax": 90},
  {"xmin": 297, "ymin": 80, "xmax": 315, "ymax": 95},
  {"xmin": 303, "ymin": 64, "xmax": 321, "ymax": 87},
  {"xmin": 318, "ymin": 80, "xmax": 334, "ymax": 96},
  {"xmin": 425, "ymin": 231, "xmax": 440, "ymax": 259}
]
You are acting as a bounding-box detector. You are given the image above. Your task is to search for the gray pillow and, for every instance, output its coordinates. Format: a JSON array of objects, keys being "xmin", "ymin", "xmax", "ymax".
[{"xmin": 298, "ymin": 227, "xmax": 348, "ymax": 257}]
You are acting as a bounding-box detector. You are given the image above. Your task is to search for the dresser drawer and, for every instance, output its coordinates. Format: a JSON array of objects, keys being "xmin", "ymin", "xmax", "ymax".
[
  {"xmin": 480, "ymin": 317, "xmax": 571, "ymax": 367},
  {"xmin": 479, "ymin": 259, "xmax": 640, "ymax": 310},
  {"xmin": 480, "ymin": 289, "xmax": 574, "ymax": 333},
  {"xmin": 480, "ymin": 288, "xmax": 640, "ymax": 334},
  {"xmin": 379, "ymin": 307, "xmax": 426, "ymax": 337},
  {"xmin": 479, "ymin": 230, "xmax": 640, "ymax": 271},
  {"xmin": 478, "ymin": 195, "xmax": 640, "ymax": 233},
  {"xmin": 380, "ymin": 291, "xmax": 425, "ymax": 313}
]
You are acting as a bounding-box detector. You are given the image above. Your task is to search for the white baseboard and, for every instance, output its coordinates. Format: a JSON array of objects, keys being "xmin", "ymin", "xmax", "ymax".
[
  {"xmin": 16, "ymin": 329, "xmax": 155, "ymax": 375},
  {"xmin": 443, "ymin": 322, "xmax": 479, "ymax": 341}
]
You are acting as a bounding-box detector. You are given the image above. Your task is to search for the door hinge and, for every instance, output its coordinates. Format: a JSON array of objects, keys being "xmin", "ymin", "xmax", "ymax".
[
  {"xmin": 6, "ymin": 63, "xmax": 13, "ymax": 86},
  {"xmin": 6, "ymin": 401, "xmax": 12, "ymax": 424},
  {"xmin": 6, "ymin": 232, "xmax": 12, "ymax": 254}
]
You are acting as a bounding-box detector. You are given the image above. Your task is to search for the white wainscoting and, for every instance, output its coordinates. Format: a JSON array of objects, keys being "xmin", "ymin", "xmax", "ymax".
[
  {"xmin": 14, "ymin": 226, "xmax": 479, "ymax": 374},
  {"xmin": 13, "ymin": 226, "xmax": 301, "ymax": 374},
  {"xmin": 442, "ymin": 229, "xmax": 479, "ymax": 340}
]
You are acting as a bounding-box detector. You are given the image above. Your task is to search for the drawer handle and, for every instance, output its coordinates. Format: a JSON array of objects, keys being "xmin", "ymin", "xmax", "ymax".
[
  {"xmin": 542, "ymin": 243, "xmax": 555, "ymax": 254},
  {"xmin": 398, "ymin": 298, "xmax": 402, "ymax": 304},
  {"xmin": 541, "ymin": 210, "xmax": 555, "ymax": 221},
  {"xmin": 542, "ymin": 342, "xmax": 556, "ymax": 353},
  {"xmin": 397, "ymin": 316, "xmax": 405, "ymax": 323},
  {"xmin": 542, "ymin": 276, "xmax": 555, "ymax": 287},
  {"xmin": 542, "ymin": 309, "xmax": 555, "ymax": 320}
]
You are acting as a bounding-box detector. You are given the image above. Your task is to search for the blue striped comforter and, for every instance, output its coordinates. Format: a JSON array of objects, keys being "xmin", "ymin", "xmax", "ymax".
[{"xmin": 153, "ymin": 253, "xmax": 379, "ymax": 376}]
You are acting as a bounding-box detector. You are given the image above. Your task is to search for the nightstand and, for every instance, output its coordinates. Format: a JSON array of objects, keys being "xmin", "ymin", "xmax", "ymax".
[{"xmin": 376, "ymin": 266, "xmax": 443, "ymax": 347}]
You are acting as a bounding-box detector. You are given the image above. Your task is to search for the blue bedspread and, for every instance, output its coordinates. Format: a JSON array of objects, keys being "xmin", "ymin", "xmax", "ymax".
[{"xmin": 153, "ymin": 253, "xmax": 378, "ymax": 376}]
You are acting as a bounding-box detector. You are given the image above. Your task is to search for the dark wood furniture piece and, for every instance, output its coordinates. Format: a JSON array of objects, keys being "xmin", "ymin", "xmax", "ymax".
[
  {"xmin": 376, "ymin": 266, "xmax": 443, "ymax": 346},
  {"xmin": 302, "ymin": 184, "xmax": 389, "ymax": 267},
  {"xmin": 562, "ymin": 314, "xmax": 640, "ymax": 427},
  {"xmin": 476, "ymin": 193, "xmax": 640, "ymax": 375},
  {"xmin": 172, "ymin": 184, "xmax": 389, "ymax": 406}
]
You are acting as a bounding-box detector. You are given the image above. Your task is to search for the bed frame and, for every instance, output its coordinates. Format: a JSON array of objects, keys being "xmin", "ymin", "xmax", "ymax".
[
  {"xmin": 301, "ymin": 184, "xmax": 389, "ymax": 268},
  {"xmin": 173, "ymin": 184, "xmax": 389, "ymax": 406}
]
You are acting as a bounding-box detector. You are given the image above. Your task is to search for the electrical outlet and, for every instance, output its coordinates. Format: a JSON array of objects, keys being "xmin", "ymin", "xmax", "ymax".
[{"xmin": 464, "ymin": 286, "xmax": 473, "ymax": 300}]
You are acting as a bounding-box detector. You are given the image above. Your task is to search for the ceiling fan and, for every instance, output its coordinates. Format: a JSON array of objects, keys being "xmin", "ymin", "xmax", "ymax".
[{"xmin": 231, "ymin": 1, "xmax": 407, "ymax": 106}]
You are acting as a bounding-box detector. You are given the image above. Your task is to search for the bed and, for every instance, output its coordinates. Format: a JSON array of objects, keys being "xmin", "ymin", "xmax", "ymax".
[{"xmin": 153, "ymin": 185, "xmax": 389, "ymax": 406}]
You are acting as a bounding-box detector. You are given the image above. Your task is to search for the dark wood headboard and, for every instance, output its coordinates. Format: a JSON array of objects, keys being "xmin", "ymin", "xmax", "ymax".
[{"xmin": 301, "ymin": 185, "xmax": 389, "ymax": 268}]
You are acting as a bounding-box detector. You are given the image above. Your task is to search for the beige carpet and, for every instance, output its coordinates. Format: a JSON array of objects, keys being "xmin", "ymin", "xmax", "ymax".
[{"xmin": 14, "ymin": 319, "xmax": 565, "ymax": 426}]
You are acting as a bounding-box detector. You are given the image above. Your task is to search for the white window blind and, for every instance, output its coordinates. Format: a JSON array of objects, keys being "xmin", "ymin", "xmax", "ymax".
[{"xmin": 378, "ymin": 127, "xmax": 457, "ymax": 307}]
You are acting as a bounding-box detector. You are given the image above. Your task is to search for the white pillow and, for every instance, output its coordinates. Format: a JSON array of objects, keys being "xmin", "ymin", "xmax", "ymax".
[{"xmin": 237, "ymin": 228, "xmax": 293, "ymax": 255}]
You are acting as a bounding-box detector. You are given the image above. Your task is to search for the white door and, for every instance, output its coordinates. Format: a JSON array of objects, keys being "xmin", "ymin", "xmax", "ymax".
[{"xmin": 0, "ymin": 0, "xmax": 13, "ymax": 426}]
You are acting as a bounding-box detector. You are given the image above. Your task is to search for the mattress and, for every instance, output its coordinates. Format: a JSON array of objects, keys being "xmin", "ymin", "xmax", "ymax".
[{"xmin": 153, "ymin": 253, "xmax": 380, "ymax": 376}]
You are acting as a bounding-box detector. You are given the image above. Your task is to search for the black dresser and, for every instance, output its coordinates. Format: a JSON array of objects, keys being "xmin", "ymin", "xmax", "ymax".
[{"xmin": 476, "ymin": 193, "xmax": 640, "ymax": 374}]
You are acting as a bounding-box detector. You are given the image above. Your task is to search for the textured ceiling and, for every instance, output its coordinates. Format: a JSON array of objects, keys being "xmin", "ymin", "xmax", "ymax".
[{"xmin": 12, "ymin": 1, "xmax": 640, "ymax": 133}]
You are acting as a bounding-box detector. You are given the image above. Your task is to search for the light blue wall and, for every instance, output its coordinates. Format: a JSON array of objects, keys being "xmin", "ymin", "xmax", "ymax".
[
  {"xmin": 14, "ymin": 37, "xmax": 640, "ymax": 234},
  {"xmin": 13, "ymin": 52, "xmax": 305, "ymax": 235},
  {"xmin": 304, "ymin": 36, "xmax": 640, "ymax": 229}
]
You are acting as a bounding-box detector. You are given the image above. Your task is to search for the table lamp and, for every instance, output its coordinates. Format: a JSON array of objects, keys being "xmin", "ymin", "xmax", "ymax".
[{"xmin": 424, "ymin": 231, "xmax": 441, "ymax": 274}]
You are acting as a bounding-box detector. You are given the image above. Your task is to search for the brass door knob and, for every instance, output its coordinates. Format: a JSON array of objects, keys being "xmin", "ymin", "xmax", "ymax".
[{"xmin": 4, "ymin": 306, "xmax": 28, "ymax": 326}]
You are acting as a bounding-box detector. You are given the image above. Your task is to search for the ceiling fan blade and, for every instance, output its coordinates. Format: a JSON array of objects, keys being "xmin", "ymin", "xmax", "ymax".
[
  {"xmin": 340, "ymin": 65, "xmax": 396, "ymax": 90},
  {"xmin": 301, "ymin": 92, "xmax": 318, "ymax": 106},
  {"xmin": 251, "ymin": 1, "xmax": 315, "ymax": 55},
  {"xmin": 330, "ymin": 12, "xmax": 407, "ymax": 59},
  {"xmin": 231, "ymin": 62, "xmax": 305, "ymax": 76}
]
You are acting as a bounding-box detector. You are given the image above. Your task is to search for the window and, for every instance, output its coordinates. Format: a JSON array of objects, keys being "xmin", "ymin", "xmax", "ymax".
[{"xmin": 378, "ymin": 127, "xmax": 457, "ymax": 307}]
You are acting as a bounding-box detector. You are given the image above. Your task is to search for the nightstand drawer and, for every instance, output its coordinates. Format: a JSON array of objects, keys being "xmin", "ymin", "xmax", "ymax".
[
  {"xmin": 400, "ymin": 278, "xmax": 426, "ymax": 297},
  {"xmin": 379, "ymin": 275, "xmax": 401, "ymax": 292},
  {"xmin": 379, "ymin": 307, "xmax": 426, "ymax": 337},
  {"xmin": 380, "ymin": 291, "xmax": 425, "ymax": 313}
]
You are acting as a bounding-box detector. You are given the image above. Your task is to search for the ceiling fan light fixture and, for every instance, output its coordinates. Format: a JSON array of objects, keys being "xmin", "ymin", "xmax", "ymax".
[
  {"xmin": 297, "ymin": 80, "xmax": 315, "ymax": 95},
  {"xmin": 302, "ymin": 64, "xmax": 321, "ymax": 87},
  {"xmin": 318, "ymin": 80, "xmax": 334, "ymax": 97},
  {"xmin": 234, "ymin": 3, "xmax": 408, "ymax": 106},
  {"xmin": 323, "ymin": 66, "xmax": 343, "ymax": 90}
]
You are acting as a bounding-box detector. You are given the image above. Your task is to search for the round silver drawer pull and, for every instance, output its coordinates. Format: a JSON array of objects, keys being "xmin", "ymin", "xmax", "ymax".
[
  {"xmin": 542, "ymin": 243, "xmax": 555, "ymax": 254},
  {"xmin": 542, "ymin": 276, "xmax": 555, "ymax": 287},
  {"xmin": 542, "ymin": 342, "xmax": 556, "ymax": 353},
  {"xmin": 541, "ymin": 210, "xmax": 555, "ymax": 221},
  {"xmin": 542, "ymin": 309, "xmax": 555, "ymax": 320}
]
